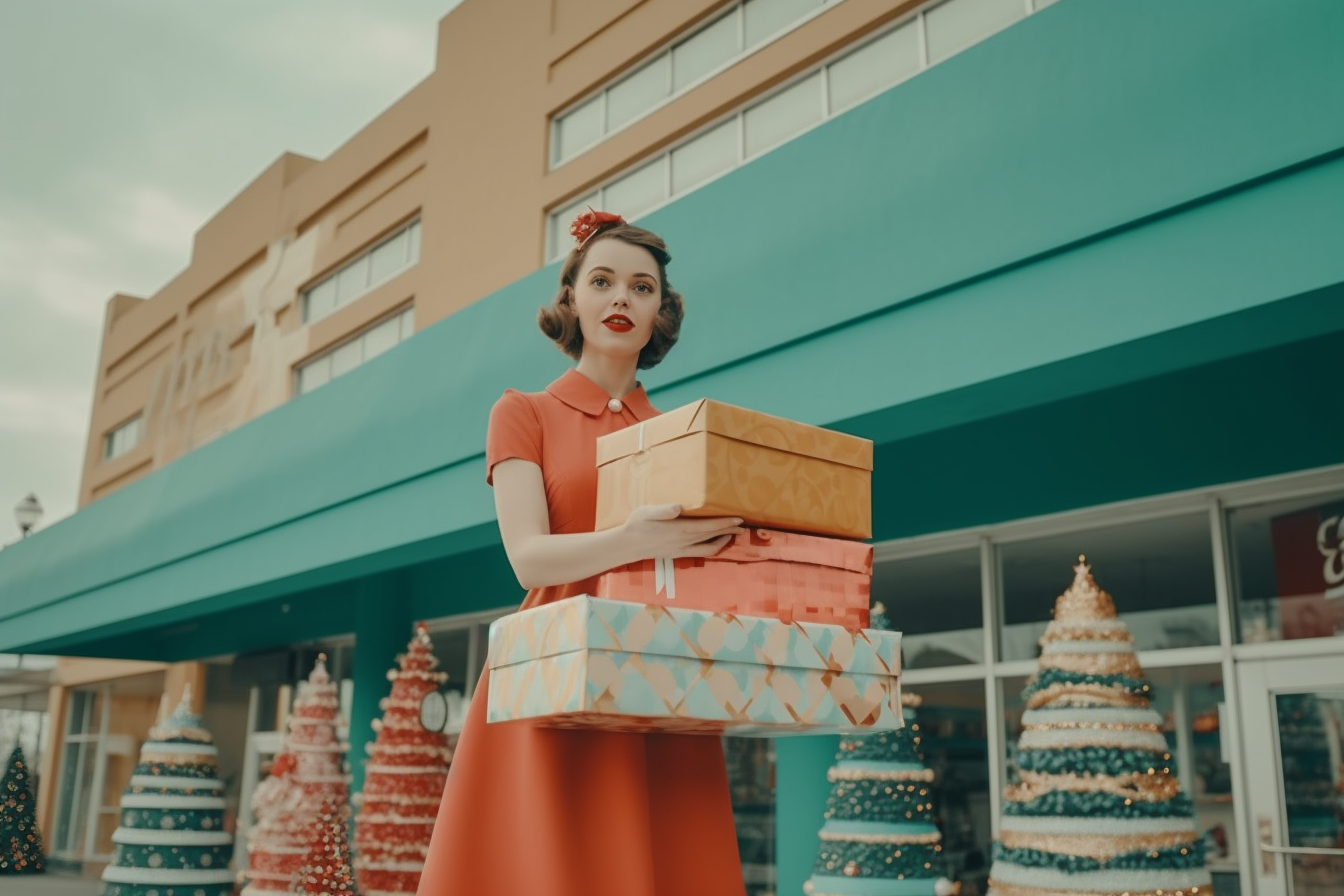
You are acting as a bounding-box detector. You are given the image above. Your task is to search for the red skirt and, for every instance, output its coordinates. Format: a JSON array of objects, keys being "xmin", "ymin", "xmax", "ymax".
[{"xmin": 416, "ymin": 652, "xmax": 746, "ymax": 896}]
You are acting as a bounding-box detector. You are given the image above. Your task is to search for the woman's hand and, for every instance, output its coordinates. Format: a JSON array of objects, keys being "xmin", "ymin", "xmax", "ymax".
[
  {"xmin": 492, "ymin": 459, "xmax": 747, "ymax": 590},
  {"xmin": 620, "ymin": 504, "xmax": 747, "ymax": 560}
]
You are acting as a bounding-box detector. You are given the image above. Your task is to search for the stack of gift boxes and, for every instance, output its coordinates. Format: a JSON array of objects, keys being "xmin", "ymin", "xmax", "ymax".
[{"xmin": 488, "ymin": 398, "xmax": 903, "ymax": 736}]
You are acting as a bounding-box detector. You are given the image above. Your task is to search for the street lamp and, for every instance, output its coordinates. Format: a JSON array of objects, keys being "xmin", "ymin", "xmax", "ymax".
[{"xmin": 14, "ymin": 493, "xmax": 43, "ymax": 538}]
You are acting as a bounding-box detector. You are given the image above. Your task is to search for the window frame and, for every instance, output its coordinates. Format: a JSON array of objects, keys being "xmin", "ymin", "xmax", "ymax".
[
  {"xmin": 300, "ymin": 219, "xmax": 421, "ymax": 326},
  {"xmin": 545, "ymin": 0, "xmax": 1043, "ymax": 260},
  {"xmin": 548, "ymin": 0, "xmax": 839, "ymax": 170}
]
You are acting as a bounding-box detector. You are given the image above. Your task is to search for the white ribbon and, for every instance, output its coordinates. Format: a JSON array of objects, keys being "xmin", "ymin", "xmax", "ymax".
[
  {"xmin": 640, "ymin": 421, "xmax": 675, "ymax": 597},
  {"xmin": 654, "ymin": 556, "xmax": 676, "ymax": 600}
]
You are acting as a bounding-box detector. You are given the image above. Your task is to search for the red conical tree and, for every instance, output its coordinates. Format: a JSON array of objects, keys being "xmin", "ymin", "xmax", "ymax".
[
  {"xmin": 244, "ymin": 655, "xmax": 350, "ymax": 895},
  {"xmin": 354, "ymin": 622, "xmax": 453, "ymax": 896}
]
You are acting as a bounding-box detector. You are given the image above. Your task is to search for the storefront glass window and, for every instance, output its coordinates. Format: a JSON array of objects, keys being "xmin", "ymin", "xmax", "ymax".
[
  {"xmin": 1227, "ymin": 490, "xmax": 1344, "ymax": 644},
  {"xmin": 915, "ymin": 681, "xmax": 992, "ymax": 895},
  {"xmin": 998, "ymin": 513, "xmax": 1217, "ymax": 661},
  {"xmin": 726, "ymin": 737, "xmax": 775, "ymax": 896},
  {"xmin": 874, "ymin": 548, "xmax": 982, "ymax": 667}
]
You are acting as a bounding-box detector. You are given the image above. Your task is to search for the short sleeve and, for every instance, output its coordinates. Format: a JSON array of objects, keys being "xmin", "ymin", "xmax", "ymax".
[{"xmin": 486, "ymin": 389, "xmax": 543, "ymax": 485}]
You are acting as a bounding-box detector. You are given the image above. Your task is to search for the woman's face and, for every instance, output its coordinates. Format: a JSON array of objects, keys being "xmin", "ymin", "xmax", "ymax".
[{"xmin": 571, "ymin": 237, "xmax": 661, "ymax": 362}]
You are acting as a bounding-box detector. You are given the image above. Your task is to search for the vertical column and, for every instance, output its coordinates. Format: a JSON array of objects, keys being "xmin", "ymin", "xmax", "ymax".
[
  {"xmin": 349, "ymin": 575, "xmax": 411, "ymax": 798},
  {"xmin": 774, "ymin": 735, "xmax": 840, "ymax": 896}
]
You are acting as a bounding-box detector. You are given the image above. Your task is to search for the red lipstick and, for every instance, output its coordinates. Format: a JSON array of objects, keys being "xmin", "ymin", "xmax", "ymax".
[{"xmin": 602, "ymin": 314, "xmax": 634, "ymax": 333}]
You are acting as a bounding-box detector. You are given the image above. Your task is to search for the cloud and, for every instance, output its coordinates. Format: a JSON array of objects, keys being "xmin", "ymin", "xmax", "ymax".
[
  {"xmin": 121, "ymin": 185, "xmax": 210, "ymax": 258},
  {"xmin": 0, "ymin": 217, "xmax": 109, "ymax": 328},
  {"xmin": 0, "ymin": 384, "xmax": 90, "ymax": 440},
  {"xmin": 242, "ymin": 6, "xmax": 439, "ymax": 92}
]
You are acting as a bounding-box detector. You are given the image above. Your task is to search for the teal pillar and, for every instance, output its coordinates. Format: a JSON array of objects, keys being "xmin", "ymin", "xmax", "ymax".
[
  {"xmin": 774, "ymin": 735, "xmax": 839, "ymax": 896},
  {"xmin": 350, "ymin": 575, "xmax": 412, "ymax": 798}
]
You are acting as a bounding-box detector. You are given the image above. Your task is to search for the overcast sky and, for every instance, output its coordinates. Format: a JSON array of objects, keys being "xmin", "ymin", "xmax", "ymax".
[{"xmin": 0, "ymin": 1, "xmax": 458, "ymax": 539}]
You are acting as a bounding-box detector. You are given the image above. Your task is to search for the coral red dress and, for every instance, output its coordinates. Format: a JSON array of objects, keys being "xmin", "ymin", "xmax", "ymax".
[{"xmin": 416, "ymin": 368, "xmax": 746, "ymax": 896}]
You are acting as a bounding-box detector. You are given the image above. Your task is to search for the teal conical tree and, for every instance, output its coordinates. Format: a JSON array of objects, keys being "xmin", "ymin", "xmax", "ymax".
[
  {"xmin": 987, "ymin": 557, "xmax": 1212, "ymax": 896},
  {"xmin": 805, "ymin": 604, "xmax": 957, "ymax": 896},
  {"xmin": 100, "ymin": 684, "xmax": 235, "ymax": 896},
  {"xmin": 0, "ymin": 745, "xmax": 45, "ymax": 874}
]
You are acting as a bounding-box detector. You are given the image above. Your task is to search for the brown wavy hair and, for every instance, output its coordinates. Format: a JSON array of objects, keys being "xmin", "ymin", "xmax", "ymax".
[{"xmin": 538, "ymin": 223, "xmax": 684, "ymax": 370}]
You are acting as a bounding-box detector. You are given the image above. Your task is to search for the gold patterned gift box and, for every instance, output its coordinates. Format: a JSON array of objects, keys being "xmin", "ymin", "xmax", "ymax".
[
  {"xmin": 593, "ymin": 399, "xmax": 874, "ymax": 539},
  {"xmin": 486, "ymin": 595, "xmax": 902, "ymax": 736}
]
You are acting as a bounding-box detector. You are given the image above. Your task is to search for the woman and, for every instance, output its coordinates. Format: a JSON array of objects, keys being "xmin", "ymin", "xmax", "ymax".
[{"xmin": 415, "ymin": 210, "xmax": 749, "ymax": 896}]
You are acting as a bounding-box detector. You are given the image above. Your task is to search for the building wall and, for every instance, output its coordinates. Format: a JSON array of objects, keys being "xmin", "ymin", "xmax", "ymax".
[{"xmin": 78, "ymin": 0, "xmax": 929, "ymax": 506}]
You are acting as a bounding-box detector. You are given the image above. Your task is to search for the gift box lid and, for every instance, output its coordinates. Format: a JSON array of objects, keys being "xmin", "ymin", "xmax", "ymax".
[
  {"xmin": 693, "ymin": 528, "xmax": 872, "ymax": 574},
  {"xmin": 488, "ymin": 595, "xmax": 899, "ymax": 675},
  {"xmin": 594, "ymin": 399, "xmax": 874, "ymax": 470}
]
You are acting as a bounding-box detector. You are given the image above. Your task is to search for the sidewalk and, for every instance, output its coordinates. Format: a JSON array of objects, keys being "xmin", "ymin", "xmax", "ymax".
[{"xmin": 2, "ymin": 871, "xmax": 102, "ymax": 896}]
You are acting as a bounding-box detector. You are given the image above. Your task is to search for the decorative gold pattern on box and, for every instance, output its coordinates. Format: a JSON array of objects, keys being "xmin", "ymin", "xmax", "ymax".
[
  {"xmin": 595, "ymin": 399, "xmax": 873, "ymax": 538},
  {"xmin": 487, "ymin": 596, "xmax": 902, "ymax": 736}
]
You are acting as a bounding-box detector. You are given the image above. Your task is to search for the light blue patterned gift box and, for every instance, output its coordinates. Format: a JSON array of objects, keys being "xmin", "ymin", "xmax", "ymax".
[{"xmin": 487, "ymin": 595, "xmax": 902, "ymax": 736}]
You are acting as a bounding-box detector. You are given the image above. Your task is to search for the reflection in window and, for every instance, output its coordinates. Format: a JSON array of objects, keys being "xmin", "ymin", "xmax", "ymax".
[
  {"xmin": 913, "ymin": 681, "xmax": 993, "ymax": 895},
  {"xmin": 1228, "ymin": 491, "xmax": 1344, "ymax": 644},
  {"xmin": 1274, "ymin": 692, "xmax": 1344, "ymax": 893},
  {"xmin": 874, "ymin": 548, "xmax": 982, "ymax": 667},
  {"xmin": 726, "ymin": 737, "xmax": 776, "ymax": 896},
  {"xmin": 998, "ymin": 514, "xmax": 1217, "ymax": 661}
]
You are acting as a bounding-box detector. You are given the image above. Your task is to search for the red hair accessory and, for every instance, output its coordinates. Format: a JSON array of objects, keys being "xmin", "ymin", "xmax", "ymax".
[{"xmin": 570, "ymin": 207, "xmax": 626, "ymax": 246}]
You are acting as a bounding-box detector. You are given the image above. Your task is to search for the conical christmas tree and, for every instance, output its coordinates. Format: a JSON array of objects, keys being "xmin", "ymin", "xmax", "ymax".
[
  {"xmin": 804, "ymin": 692, "xmax": 957, "ymax": 896},
  {"xmin": 354, "ymin": 622, "xmax": 453, "ymax": 896},
  {"xmin": 988, "ymin": 557, "xmax": 1212, "ymax": 896},
  {"xmin": 244, "ymin": 654, "xmax": 350, "ymax": 896},
  {"xmin": 99, "ymin": 685, "xmax": 234, "ymax": 896},
  {"xmin": 290, "ymin": 802, "xmax": 356, "ymax": 896},
  {"xmin": 805, "ymin": 602, "xmax": 958, "ymax": 896},
  {"xmin": 0, "ymin": 745, "xmax": 45, "ymax": 874}
]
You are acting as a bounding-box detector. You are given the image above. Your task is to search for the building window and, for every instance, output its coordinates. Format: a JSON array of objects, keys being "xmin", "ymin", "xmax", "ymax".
[
  {"xmin": 1227, "ymin": 489, "xmax": 1344, "ymax": 644},
  {"xmin": 295, "ymin": 306, "xmax": 415, "ymax": 397},
  {"xmin": 549, "ymin": 0, "xmax": 837, "ymax": 168},
  {"xmin": 51, "ymin": 688, "xmax": 104, "ymax": 858},
  {"xmin": 545, "ymin": 0, "xmax": 1037, "ymax": 260},
  {"xmin": 102, "ymin": 415, "xmax": 144, "ymax": 461},
  {"xmin": 302, "ymin": 220, "xmax": 421, "ymax": 325}
]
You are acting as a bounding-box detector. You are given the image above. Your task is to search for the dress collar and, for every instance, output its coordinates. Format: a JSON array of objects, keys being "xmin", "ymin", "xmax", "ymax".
[{"xmin": 546, "ymin": 368, "xmax": 658, "ymax": 420}]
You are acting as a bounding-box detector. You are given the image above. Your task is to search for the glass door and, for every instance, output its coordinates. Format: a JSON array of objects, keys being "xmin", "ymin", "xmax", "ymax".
[{"xmin": 1236, "ymin": 657, "xmax": 1344, "ymax": 896}]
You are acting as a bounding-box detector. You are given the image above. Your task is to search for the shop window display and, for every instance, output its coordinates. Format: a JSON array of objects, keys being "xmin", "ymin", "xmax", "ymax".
[
  {"xmin": 911, "ymin": 681, "xmax": 993, "ymax": 895},
  {"xmin": 874, "ymin": 548, "xmax": 983, "ymax": 667},
  {"xmin": 726, "ymin": 737, "xmax": 776, "ymax": 896},
  {"xmin": 1228, "ymin": 490, "xmax": 1344, "ymax": 644},
  {"xmin": 998, "ymin": 514, "xmax": 1217, "ymax": 661}
]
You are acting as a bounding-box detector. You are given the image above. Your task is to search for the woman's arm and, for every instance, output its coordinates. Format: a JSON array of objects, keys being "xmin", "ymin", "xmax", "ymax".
[{"xmin": 492, "ymin": 458, "xmax": 746, "ymax": 590}]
